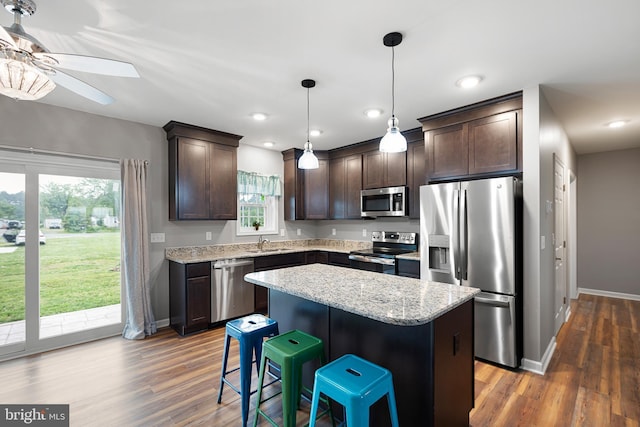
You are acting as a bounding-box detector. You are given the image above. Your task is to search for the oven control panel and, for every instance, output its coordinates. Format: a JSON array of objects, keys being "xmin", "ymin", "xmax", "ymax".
[{"xmin": 371, "ymin": 231, "xmax": 417, "ymax": 245}]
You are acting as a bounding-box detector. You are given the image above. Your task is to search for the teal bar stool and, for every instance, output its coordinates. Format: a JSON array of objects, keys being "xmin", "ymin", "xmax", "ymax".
[
  {"xmin": 253, "ymin": 329, "xmax": 331, "ymax": 427},
  {"xmin": 217, "ymin": 314, "xmax": 279, "ymax": 427},
  {"xmin": 308, "ymin": 354, "xmax": 400, "ymax": 427}
]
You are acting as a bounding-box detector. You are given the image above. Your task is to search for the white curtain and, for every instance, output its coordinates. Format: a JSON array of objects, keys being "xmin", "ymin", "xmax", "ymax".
[{"xmin": 121, "ymin": 159, "xmax": 157, "ymax": 339}]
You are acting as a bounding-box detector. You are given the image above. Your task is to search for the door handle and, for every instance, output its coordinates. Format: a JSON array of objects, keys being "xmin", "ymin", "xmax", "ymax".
[{"xmin": 475, "ymin": 296, "xmax": 510, "ymax": 308}]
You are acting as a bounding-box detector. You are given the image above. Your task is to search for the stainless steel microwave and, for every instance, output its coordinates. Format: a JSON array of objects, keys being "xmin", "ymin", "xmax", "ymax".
[{"xmin": 361, "ymin": 186, "xmax": 407, "ymax": 217}]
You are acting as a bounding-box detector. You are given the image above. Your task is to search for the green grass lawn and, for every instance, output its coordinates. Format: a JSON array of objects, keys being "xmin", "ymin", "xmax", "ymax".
[{"xmin": 0, "ymin": 232, "xmax": 120, "ymax": 323}]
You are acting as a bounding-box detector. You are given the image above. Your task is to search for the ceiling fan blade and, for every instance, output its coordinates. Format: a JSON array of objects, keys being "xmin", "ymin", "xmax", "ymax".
[
  {"xmin": 0, "ymin": 25, "xmax": 18, "ymax": 48},
  {"xmin": 48, "ymin": 69, "xmax": 114, "ymax": 105},
  {"xmin": 36, "ymin": 53, "xmax": 139, "ymax": 78}
]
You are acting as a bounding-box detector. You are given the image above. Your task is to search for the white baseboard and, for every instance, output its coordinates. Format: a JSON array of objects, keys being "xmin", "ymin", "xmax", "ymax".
[
  {"xmin": 521, "ymin": 337, "xmax": 556, "ymax": 375},
  {"xmin": 578, "ymin": 288, "xmax": 640, "ymax": 301},
  {"xmin": 565, "ymin": 306, "xmax": 571, "ymax": 323}
]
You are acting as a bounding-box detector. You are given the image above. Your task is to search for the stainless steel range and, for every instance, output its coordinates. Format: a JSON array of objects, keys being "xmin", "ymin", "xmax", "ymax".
[{"xmin": 349, "ymin": 231, "xmax": 418, "ymax": 275}]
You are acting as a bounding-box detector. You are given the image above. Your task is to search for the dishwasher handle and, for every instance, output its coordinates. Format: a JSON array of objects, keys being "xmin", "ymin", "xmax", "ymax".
[{"xmin": 213, "ymin": 259, "xmax": 255, "ymax": 269}]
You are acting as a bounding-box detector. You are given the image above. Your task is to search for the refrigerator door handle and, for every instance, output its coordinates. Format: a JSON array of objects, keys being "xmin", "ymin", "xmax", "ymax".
[
  {"xmin": 475, "ymin": 295, "xmax": 510, "ymax": 308},
  {"xmin": 460, "ymin": 188, "xmax": 468, "ymax": 280},
  {"xmin": 452, "ymin": 189, "xmax": 460, "ymax": 279}
]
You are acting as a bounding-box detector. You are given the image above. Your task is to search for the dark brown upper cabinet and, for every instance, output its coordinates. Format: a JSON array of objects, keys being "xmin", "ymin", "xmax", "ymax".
[
  {"xmin": 406, "ymin": 129, "xmax": 426, "ymax": 219},
  {"xmin": 282, "ymin": 149, "xmax": 329, "ymax": 220},
  {"xmin": 419, "ymin": 92, "xmax": 523, "ymax": 183},
  {"xmin": 165, "ymin": 121, "xmax": 242, "ymax": 220},
  {"xmin": 329, "ymin": 154, "xmax": 362, "ymax": 219},
  {"xmin": 362, "ymin": 150, "xmax": 406, "ymax": 189}
]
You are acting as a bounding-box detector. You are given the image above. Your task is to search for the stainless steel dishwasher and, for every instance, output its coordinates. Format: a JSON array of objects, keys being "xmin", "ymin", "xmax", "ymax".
[{"xmin": 211, "ymin": 258, "xmax": 255, "ymax": 323}]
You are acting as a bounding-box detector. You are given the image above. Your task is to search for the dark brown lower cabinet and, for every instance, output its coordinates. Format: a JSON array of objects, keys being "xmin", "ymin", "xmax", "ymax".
[
  {"xmin": 396, "ymin": 258, "xmax": 420, "ymax": 278},
  {"xmin": 169, "ymin": 261, "xmax": 211, "ymax": 336},
  {"xmin": 253, "ymin": 252, "xmax": 307, "ymax": 314},
  {"xmin": 269, "ymin": 291, "xmax": 474, "ymax": 427}
]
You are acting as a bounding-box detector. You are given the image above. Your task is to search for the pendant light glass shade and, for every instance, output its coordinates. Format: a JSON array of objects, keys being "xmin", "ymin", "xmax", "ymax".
[
  {"xmin": 298, "ymin": 79, "xmax": 319, "ymax": 169},
  {"xmin": 379, "ymin": 32, "xmax": 407, "ymax": 153},
  {"xmin": 298, "ymin": 142, "xmax": 319, "ymax": 169},
  {"xmin": 379, "ymin": 116, "xmax": 407, "ymax": 153}
]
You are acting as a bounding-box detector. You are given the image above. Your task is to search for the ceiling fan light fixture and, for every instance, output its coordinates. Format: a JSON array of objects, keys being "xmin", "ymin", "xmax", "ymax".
[
  {"xmin": 0, "ymin": 57, "xmax": 55, "ymax": 100},
  {"xmin": 380, "ymin": 32, "xmax": 407, "ymax": 153},
  {"xmin": 298, "ymin": 78, "xmax": 319, "ymax": 170}
]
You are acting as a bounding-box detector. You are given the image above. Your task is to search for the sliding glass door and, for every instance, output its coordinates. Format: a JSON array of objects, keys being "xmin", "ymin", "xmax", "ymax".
[
  {"xmin": 0, "ymin": 170, "xmax": 26, "ymax": 356},
  {"xmin": 0, "ymin": 151, "xmax": 122, "ymax": 359}
]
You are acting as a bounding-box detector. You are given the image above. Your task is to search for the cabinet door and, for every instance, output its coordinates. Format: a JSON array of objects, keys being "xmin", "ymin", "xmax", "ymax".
[
  {"xmin": 330, "ymin": 155, "xmax": 362, "ymax": 219},
  {"xmin": 362, "ymin": 150, "xmax": 385, "ymax": 189},
  {"xmin": 468, "ymin": 111, "xmax": 517, "ymax": 175},
  {"xmin": 186, "ymin": 276, "xmax": 210, "ymax": 327},
  {"xmin": 329, "ymin": 157, "xmax": 346, "ymax": 219},
  {"xmin": 426, "ymin": 123, "xmax": 468, "ymax": 180},
  {"xmin": 305, "ymin": 158, "xmax": 329, "ymax": 219},
  {"xmin": 176, "ymin": 138, "xmax": 210, "ymax": 219},
  {"xmin": 345, "ymin": 155, "xmax": 363, "ymax": 218},
  {"xmin": 283, "ymin": 153, "xmax": 305, "ymax": 220},
  {"xmin": 385, "ymin": 151, "xmax": 407, "ymax": 187},
  {"xmin": 407, "ymin": 140, "xmax": 426, "ymax": 219},
  {"xmin": 210, "ymin": 143, "xmax": 237, "ymax": 219}
]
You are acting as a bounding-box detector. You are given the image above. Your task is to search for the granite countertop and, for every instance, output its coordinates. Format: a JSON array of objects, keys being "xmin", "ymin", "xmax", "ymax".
[
  {"xmin": 396, "ymin": 251, "xmax": 420, "ymax": 260},
  {"xmin": 245, "ymin": 264, "xmax": 478, "ymax": 326},
  {"xmin": 165, "ymin": 239, "xmax": 373, "ymax": 264}
]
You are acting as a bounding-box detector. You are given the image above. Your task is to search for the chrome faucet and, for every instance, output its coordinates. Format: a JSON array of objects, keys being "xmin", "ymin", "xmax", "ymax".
[{"xmin": 257, "ymin": 235, "xmax": 270, "ymax": 251}]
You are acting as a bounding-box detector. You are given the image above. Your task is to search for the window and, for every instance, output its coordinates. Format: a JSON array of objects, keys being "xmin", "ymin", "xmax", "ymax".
[
  {"xmin": 237, "ymin": 193, "xmax": 277, "ymax": 235},
  {"xmin": 236, "ymin": 171, "xmax": 280, "ymax": 236}
]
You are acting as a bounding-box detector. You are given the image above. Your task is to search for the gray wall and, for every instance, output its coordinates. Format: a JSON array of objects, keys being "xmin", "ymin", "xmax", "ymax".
[
  {"xmin": 577, "ymin": 148, "xmax": 640, "ymax": 295},
  {"xmin": 522, "ymin": 86, "xmax": 577, "ymax": 368}
]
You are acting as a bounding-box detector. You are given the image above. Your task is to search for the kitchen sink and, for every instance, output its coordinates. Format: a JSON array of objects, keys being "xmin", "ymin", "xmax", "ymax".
[{"xmin": 246, "ymin": 248, "xmax": 286, "ymax": 253}]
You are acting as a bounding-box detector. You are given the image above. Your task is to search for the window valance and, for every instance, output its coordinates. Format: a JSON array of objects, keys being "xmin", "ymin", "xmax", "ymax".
[{"xmin": 237, "ymin": 170, "xmax": 281, "ymax": 197}]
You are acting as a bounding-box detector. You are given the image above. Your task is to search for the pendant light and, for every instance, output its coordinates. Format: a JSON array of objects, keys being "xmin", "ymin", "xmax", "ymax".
[
  {"xmin": 298, "ymin": 79, "xmax": 319, "ymax": 169},
  {"xmin": 379, "ymin": 32, "xmax": 407, "ymax": 153}
]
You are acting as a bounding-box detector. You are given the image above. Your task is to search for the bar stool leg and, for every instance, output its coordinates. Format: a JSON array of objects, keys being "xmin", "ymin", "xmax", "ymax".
[
  {"xmin": 281, "ymin": 357, "xmax": 297, "ymax": 427},
  {"xmin": 387, "ymin": 386, "xmax": 400, "ymax": 427},
  {"xmin": 252, "ymin": 352, "xmax": 268, "ymax": 427},
  {"xmin": 216, "ymin": 333, "xmax": 232, "ymax": 404},
  {"xmin": 239, "ymin": 338, "xmax": 254, "ymax": 427}
]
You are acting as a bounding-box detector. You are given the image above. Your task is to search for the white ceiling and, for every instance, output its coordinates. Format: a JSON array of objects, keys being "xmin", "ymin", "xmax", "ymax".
[{"xmin": 4, "ymin": 0, "xmax": 640, "ymax": 155}]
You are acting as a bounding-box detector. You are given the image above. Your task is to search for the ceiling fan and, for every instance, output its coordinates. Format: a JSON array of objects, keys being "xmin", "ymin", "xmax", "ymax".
[{"xmin": 0, "ymin": 0, "xmax": 139, "ymax": 104}]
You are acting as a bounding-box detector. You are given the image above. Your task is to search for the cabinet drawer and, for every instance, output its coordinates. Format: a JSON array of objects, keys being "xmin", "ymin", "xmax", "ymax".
[{"xmin": 186, "ymin": 262, "xmax": 210, "ymax": 278}]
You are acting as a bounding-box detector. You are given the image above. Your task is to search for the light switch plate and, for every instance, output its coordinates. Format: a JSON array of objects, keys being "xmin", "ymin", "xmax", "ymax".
[
  {"xmin": 362, "ymin": 229, "xmax": 367, "ymax": 237},
  {"xmin": 280, "ymin": 228, "xmax": 285, "ymax": 237},
  {"xmin": 296, "ymin": 228, "xmax": 301, "ymax": 236},
  {"xmin": 332, "ymin": 228, "xmax": 336, "ymax": 236},
  {"xmin": 205, "ymin": 232, "xmax": 212, "ymax": 241},
  {"xmin": 150, "ymin": 233, "xmax": 165, "ymax": 243}
]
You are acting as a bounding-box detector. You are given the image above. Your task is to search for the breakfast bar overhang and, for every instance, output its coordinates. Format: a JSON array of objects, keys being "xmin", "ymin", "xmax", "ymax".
[{"xmin": 245, "ymin": 264, "xmax": 480, "ymax": 427}]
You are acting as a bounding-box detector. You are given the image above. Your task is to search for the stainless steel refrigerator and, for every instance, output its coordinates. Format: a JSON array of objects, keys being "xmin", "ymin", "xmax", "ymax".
[{"xmin": 420, "ymin": 176, "xmax": 522, "ymax": 368}]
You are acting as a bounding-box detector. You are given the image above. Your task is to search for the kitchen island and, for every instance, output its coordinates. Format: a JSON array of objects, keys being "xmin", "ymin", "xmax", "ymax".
[{"xmin": 244, "ymin": 264, "xmax": 479, "ymax": 427}]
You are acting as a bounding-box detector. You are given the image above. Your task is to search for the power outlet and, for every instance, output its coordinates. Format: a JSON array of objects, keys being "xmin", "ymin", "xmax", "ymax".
[
  {"xmin": 362, "ymin": 229, "xmax": 367, "ymax": 237},
  {"xmin": 280, "ymin": 228, "xmax": 286, "ymax": 237},
  {"xmin": 297, "ymin": 228, "xmax": 301, "ymax": 236},
  {"xmin": 331, "ymin": 228, "xmax": 336, "ymax": 236},
  {"xmin": 205, "ymin": 232, "xmax": 212, "ymax": 241},
  {"xmin": 150, "ymin": 233, "xmax": 165, "ymax": 243}
]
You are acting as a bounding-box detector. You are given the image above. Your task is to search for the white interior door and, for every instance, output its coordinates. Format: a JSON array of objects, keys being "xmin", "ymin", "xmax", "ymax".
[{"xmin": 553, "ymin": 154, "xmax": 567, "ymax": 334}]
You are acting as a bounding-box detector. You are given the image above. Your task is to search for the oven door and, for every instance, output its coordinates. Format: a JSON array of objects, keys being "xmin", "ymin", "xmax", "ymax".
[{"xmin": 348, "ymin": 254, "xmax": 396, "ymax": 275}]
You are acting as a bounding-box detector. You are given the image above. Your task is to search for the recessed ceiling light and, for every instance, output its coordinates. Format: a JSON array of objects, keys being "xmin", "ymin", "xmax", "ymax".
[
  {"xmin": 607, "ymin": 120, "xmax": 628, "ymax": 128},
  {"xmin": 251, "ymin": 112, "xmax": 268, "ymax": 121},
  {"xmin": 263, "ymin": 141, "xmax": 275, "ymax": 148},
  {"xmin": 455, "ymin": 75, "xmax": 483, "ymax": 89},
  {"xmin": 309, "ymin": 129, "xmax": 322, "ymax": 137},
  {"xmin": 365, "ymin": 109, "xmax": 383, "ymax": 118}
]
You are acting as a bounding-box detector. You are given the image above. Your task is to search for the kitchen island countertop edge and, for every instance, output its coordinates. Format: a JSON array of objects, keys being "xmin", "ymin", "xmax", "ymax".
[{"xmin": 244, "ymin": 263, "xmax": 479, "ymax": 326}]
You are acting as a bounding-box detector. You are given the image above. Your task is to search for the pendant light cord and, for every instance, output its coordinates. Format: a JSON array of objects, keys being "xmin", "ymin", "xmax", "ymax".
[
  {"xmin": 391, "ymin": 45, "xmax": 395, "ymax": 118},
  {"xmin": 306, "ymin": 86, "xmax": 310, "ymax": 147}
]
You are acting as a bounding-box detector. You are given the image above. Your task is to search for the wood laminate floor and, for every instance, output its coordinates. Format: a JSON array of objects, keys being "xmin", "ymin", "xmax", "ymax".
[{"xmin": 0, "ymin": 294, "xmax": 638, "ymax": 426}]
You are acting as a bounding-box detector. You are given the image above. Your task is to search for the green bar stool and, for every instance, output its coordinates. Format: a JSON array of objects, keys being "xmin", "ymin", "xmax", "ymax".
[
  {"xmin": 308, "ymin": 354, "xmax": 399, "ymax": 427},
  {"xmin": 253, "ymin": 329, "xmax": 331, "ymax": 427}
]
